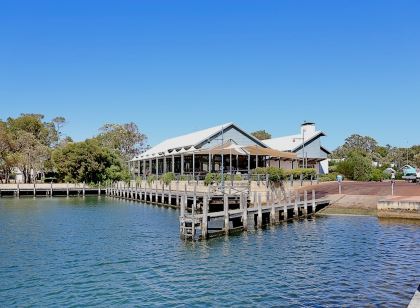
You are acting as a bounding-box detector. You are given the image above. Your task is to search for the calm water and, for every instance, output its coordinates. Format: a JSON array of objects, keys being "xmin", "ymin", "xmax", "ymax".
[{"xmin": 0, "ymin": 197, "xmax": 419, "ymax": 307}]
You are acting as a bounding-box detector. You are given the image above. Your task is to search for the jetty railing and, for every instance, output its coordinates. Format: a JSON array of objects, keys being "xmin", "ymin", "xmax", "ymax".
[{"xmin": 105, "ymin": 182, "xmax": 329, "ymax": 241}]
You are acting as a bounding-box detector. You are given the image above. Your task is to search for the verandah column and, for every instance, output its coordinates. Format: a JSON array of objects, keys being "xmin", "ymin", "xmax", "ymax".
[
  {"xmin": 163, "ymin": 156, "xmax": 167, "ymax": 174},
  {"xmin": 181, "ymin": 154, "xmax": 184, "ymax": 175},
  {"xmin": 172, "ymin": 155, "xmax": 175, "ymax": 174},
  {"xmin": 192, "ymin": 152, "xmax": 195, "ymax": 179},
  {"xmin": 156, "ymin": 158, "xmax": 159, "ymax": 176}
]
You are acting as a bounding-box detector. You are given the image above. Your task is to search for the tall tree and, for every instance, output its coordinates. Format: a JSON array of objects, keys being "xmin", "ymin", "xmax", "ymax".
[
  {"xmin": 52, "ymin": 139, "xmax": 129, "ymax": 183},
  {"xmin": 52, "ymin": 116, "xmax": 66, "ymax": 142},
  {"xmin": 251, "ymin": 130, "xmax": 272, "ymax": 140},
  {"xmin": 96, "ymin": 122, "xmax": 147, "ymax": 161},
  {"xmin": 332, "ymin": 134, "xmax": 378, "ymax": 158}
]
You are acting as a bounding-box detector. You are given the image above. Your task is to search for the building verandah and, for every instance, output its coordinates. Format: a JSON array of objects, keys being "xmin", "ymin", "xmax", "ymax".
[{"xmin": 129, "ymin": 141, "xmax": 297, "ymax": 179}]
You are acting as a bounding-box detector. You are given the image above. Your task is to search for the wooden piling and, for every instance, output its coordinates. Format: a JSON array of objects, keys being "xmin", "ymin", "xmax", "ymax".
[
  {"xmin": 270, "ymin": 192, "xmax": 277, "ymax": 225},
  {"xmin": 202, "ymin": 195, "xmax": 209, "ymax": 239},
  {"xmin": 17, "ymin": 183, "xmax": 20, "ymax": 197},
  {"xmin": 241, "ymin": 193, "xmax": 248, "ymax": 231},
  {"xmin": 33, "ymin": 183, "xmax": 36, "ymax": 197},
  {"xmin": 50, "ymin": 182, "xmax": 53, "ymax": 197},
  {"xmin": 312, "ymin": 190, "xmax": 316, "ymax": 213},
  {"xmin": 294, "ymin": 192, "xmax": 299, "ymax": 218},
  {"xmin": 224, "ymin": 194, "xmax": 229, "ymax": 234},
  {"xmin": 257, "ymin": 193, "xmax": 262, "ymax": 228},
  {"xmin": 304, "ymin": 190, "xmax": 308, "ymax": 216},
  {"xmin": 82, "ymin": 182, "xmax": 85, "ymax": 197}
]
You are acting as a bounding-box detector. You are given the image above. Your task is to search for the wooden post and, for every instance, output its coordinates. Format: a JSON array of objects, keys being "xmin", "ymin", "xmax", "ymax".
[
  {"xmin": 270, "ymin": 191, "xmax": 277, "ymax": 225},
  {"xmin": 283, "ymin": 198, "xmax": 288, "ymax": 221},
  {"xmin": 98, "ymin": 182, "xmax": 101, "ymax": 196},
  {"xmin": 169, "ymin": 185, "xmax": 172, "ymax": 205},
  {"xmin": 304, "ymin": 190, "xmax": 308, "ymax": 216},
  {"xmin": 224, "ymin": 194, "xmax": 229, "ymax": 234},
  {"xmin": 257, "ymin": 193, "xmax": 262, "ymax": 228},
  {"xmin": 50, "ymin": 182, "xmax": 53, "ymax": 197},
  {"xmin": 312, "ymin": 190, "xmax": 316, "ymax": 213},
  {"xmin": 193, "ymin": 182, "xmax": 197, "ymax": 212},
  {"xmin": 17, "ymin": 182, "xmax": 20, "ymax": 198},
  {"xmin": 294, "ymin": 192, "xmax": 299, "ymax": 218},
  {"xmin": 82, "ymin": 182, "xmax": 85, "ymax": 197},
  {"xmin": 180, "ymin": 194, "xmax": 185, "ymax": 219},
  {"xmin": 176, "ymin": 181, "xmax": 180, "ymax": 206},
  {"xmin": 191, "ymin": 190, "xmax": 196, "ymax": 239},
  {"xmin": 33, "ymin": 183, "xmax": 36, "ymax": 198},
  {"xmin": 241, "ymin": 193, "xmax": 248, "ymax": 231},
  {"xmin": 202, "ymin": 195, "xmax": 209, "ymax": 239}
]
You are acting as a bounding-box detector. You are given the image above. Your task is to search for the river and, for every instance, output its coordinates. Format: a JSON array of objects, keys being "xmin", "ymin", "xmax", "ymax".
[{"xmin": 0, "ymin": 197, "xmax": 419, "ymax": 307}]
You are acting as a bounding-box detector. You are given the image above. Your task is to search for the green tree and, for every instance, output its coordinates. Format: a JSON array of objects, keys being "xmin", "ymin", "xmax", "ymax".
[
  {"xmin": 336, "ymin": 151, "xmax": 372, "ymax": 181},
  {"xmin": 332, "ymin": 134, "xmax": 378, "ymax": 158},
  {"xmin": 52, "ymin": 139, "xmax": 129, "ymax": 183},
  {"xmin": 96, "ymin": 122, "xmax": 147, "ymax": 161},
  {"xmin": 251, "ymin": 130, "xmax": 272, "ymax": 140}
]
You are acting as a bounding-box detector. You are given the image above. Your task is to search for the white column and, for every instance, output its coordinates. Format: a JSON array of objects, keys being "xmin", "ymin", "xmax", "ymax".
[
  {"xmin": 163, "ymin": 156, "xmax": 167, "ymax": 174},
  {"xmin": 172, "ymin": 155, "xmax": 175, "ymax": 173},
  {"xmin": 192, "ymin": 153, "xmax": 195, "ymax": 179},
  {"xmin": 181, "ymin": 154, "xmax": 184, "ymax": 175}
]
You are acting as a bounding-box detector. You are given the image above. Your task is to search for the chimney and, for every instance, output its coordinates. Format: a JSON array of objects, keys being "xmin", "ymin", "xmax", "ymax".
[{"xmin": 301, "ymin": 121, "xmax": 316, "ymax": 135}]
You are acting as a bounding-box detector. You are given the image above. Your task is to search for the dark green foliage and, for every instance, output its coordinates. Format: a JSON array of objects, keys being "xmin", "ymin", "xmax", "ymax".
[
  {"xmin": 52, "ymin": 139, "xmax": 129, "ymax": 183},
  {"xmin": 336, "ymin": 151, "xmax": 372, "ymax": 181}
]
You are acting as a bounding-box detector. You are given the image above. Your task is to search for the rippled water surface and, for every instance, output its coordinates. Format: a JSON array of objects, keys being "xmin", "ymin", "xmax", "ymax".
[{"xmin": 0, "ymin": 197, "xmax": 419, "ymax": 307}]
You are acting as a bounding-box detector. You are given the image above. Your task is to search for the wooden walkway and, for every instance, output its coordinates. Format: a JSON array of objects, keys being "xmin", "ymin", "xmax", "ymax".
[
  {"xmin": 0, "ymin": 183, "xmax": 105, "ymax": 197},
  {"xmin": 106, "ymin": 184, "xmax": 330, "ymax": 241}
]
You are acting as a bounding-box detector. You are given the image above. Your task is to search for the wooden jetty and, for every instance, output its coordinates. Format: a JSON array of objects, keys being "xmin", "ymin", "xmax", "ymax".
[
  {"xmin": 105, "ymin": 182, "xmax": 330, "ymax": 240},
  {"xmin": 0, "ymin": 183, "xmax": 105, "ymax": 198},
  {"xmin": 0, "ymin": 181, "xmax": 329, "ymax": 240}
]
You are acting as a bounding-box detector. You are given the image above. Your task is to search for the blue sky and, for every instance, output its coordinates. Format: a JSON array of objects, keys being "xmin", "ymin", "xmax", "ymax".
[{"xmin": 1, "ymin": 0, "xmax": 419, "ymax": 150}]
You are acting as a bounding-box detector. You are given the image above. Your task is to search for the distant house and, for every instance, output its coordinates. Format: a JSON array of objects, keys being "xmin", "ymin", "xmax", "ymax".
[{"xmin": 263, "ymin": 122, "xmax": 330, "ymax": 174}]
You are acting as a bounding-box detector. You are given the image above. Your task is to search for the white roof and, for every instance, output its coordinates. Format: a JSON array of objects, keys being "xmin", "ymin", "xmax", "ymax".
[
  {"xmin": 133, "ymin": 123, "xmax": 233, "ymax": 160},
  {"xmin": 263, "ymin": 131, "xmax": 324, "ymax": 152}
]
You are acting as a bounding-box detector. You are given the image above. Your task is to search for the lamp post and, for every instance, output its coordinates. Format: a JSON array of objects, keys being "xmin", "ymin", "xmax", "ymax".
[{"xmin": 293, "ymin": 130, "xmax": 306, "ymax": 168}]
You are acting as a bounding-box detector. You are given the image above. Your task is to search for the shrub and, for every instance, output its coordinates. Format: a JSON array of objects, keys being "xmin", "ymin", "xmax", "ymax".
[
  {"xmin": 147, "ymin": 175, "xmax": 157, "ymax": 186},
  {"xmin": 369, "ymin": 168, "xmax": 384, "ymax": 182},
  {"xmin": 161, "ymin": 172, "xmax": 175, "ymax": 186},
  {"xmin": 252, "ymin": 167, "xmax": 285, "ymax": 183},
  {"xmin": 284, "ymin": 168, "xmax": 317, "ymax": 180},
  {"xmin": 319, "ymin": 172, "xmax": 339, "ymax": 182},
  {"xmin": 336, "ymin": 152, "xmax": 372, "ymax": 181}
]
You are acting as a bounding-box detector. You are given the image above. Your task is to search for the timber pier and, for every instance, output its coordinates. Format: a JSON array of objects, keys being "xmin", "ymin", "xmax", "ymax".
[
  {"xmin": 0, "ymin": 183, "xmax": 105, "ymax": 198},
  {"xmin": 105, "ymin": 182, "xmax": 330, "ymax": 240},
  {"xmin": 0, "ymin": 181, "xmax": 329, "ymax": 240}
]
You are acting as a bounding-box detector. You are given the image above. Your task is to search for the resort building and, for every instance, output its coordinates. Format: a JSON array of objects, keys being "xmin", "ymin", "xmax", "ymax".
[
  {"xmin": 263, "ymin": 122, "xmax": 330, "ymax": 174},
  {"xmin": 129, "ymin": 123, "xmax": 297, "ymax": 178}
]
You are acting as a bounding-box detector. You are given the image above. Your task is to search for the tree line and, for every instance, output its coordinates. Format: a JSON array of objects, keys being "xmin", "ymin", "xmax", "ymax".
[
  {"xmin": 0, "ymin": 114, "xmax": 147, "ymax": 184},
  {"xmin": 329, "ymin": 134, "xmax": 420, "ymax": 181}
]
